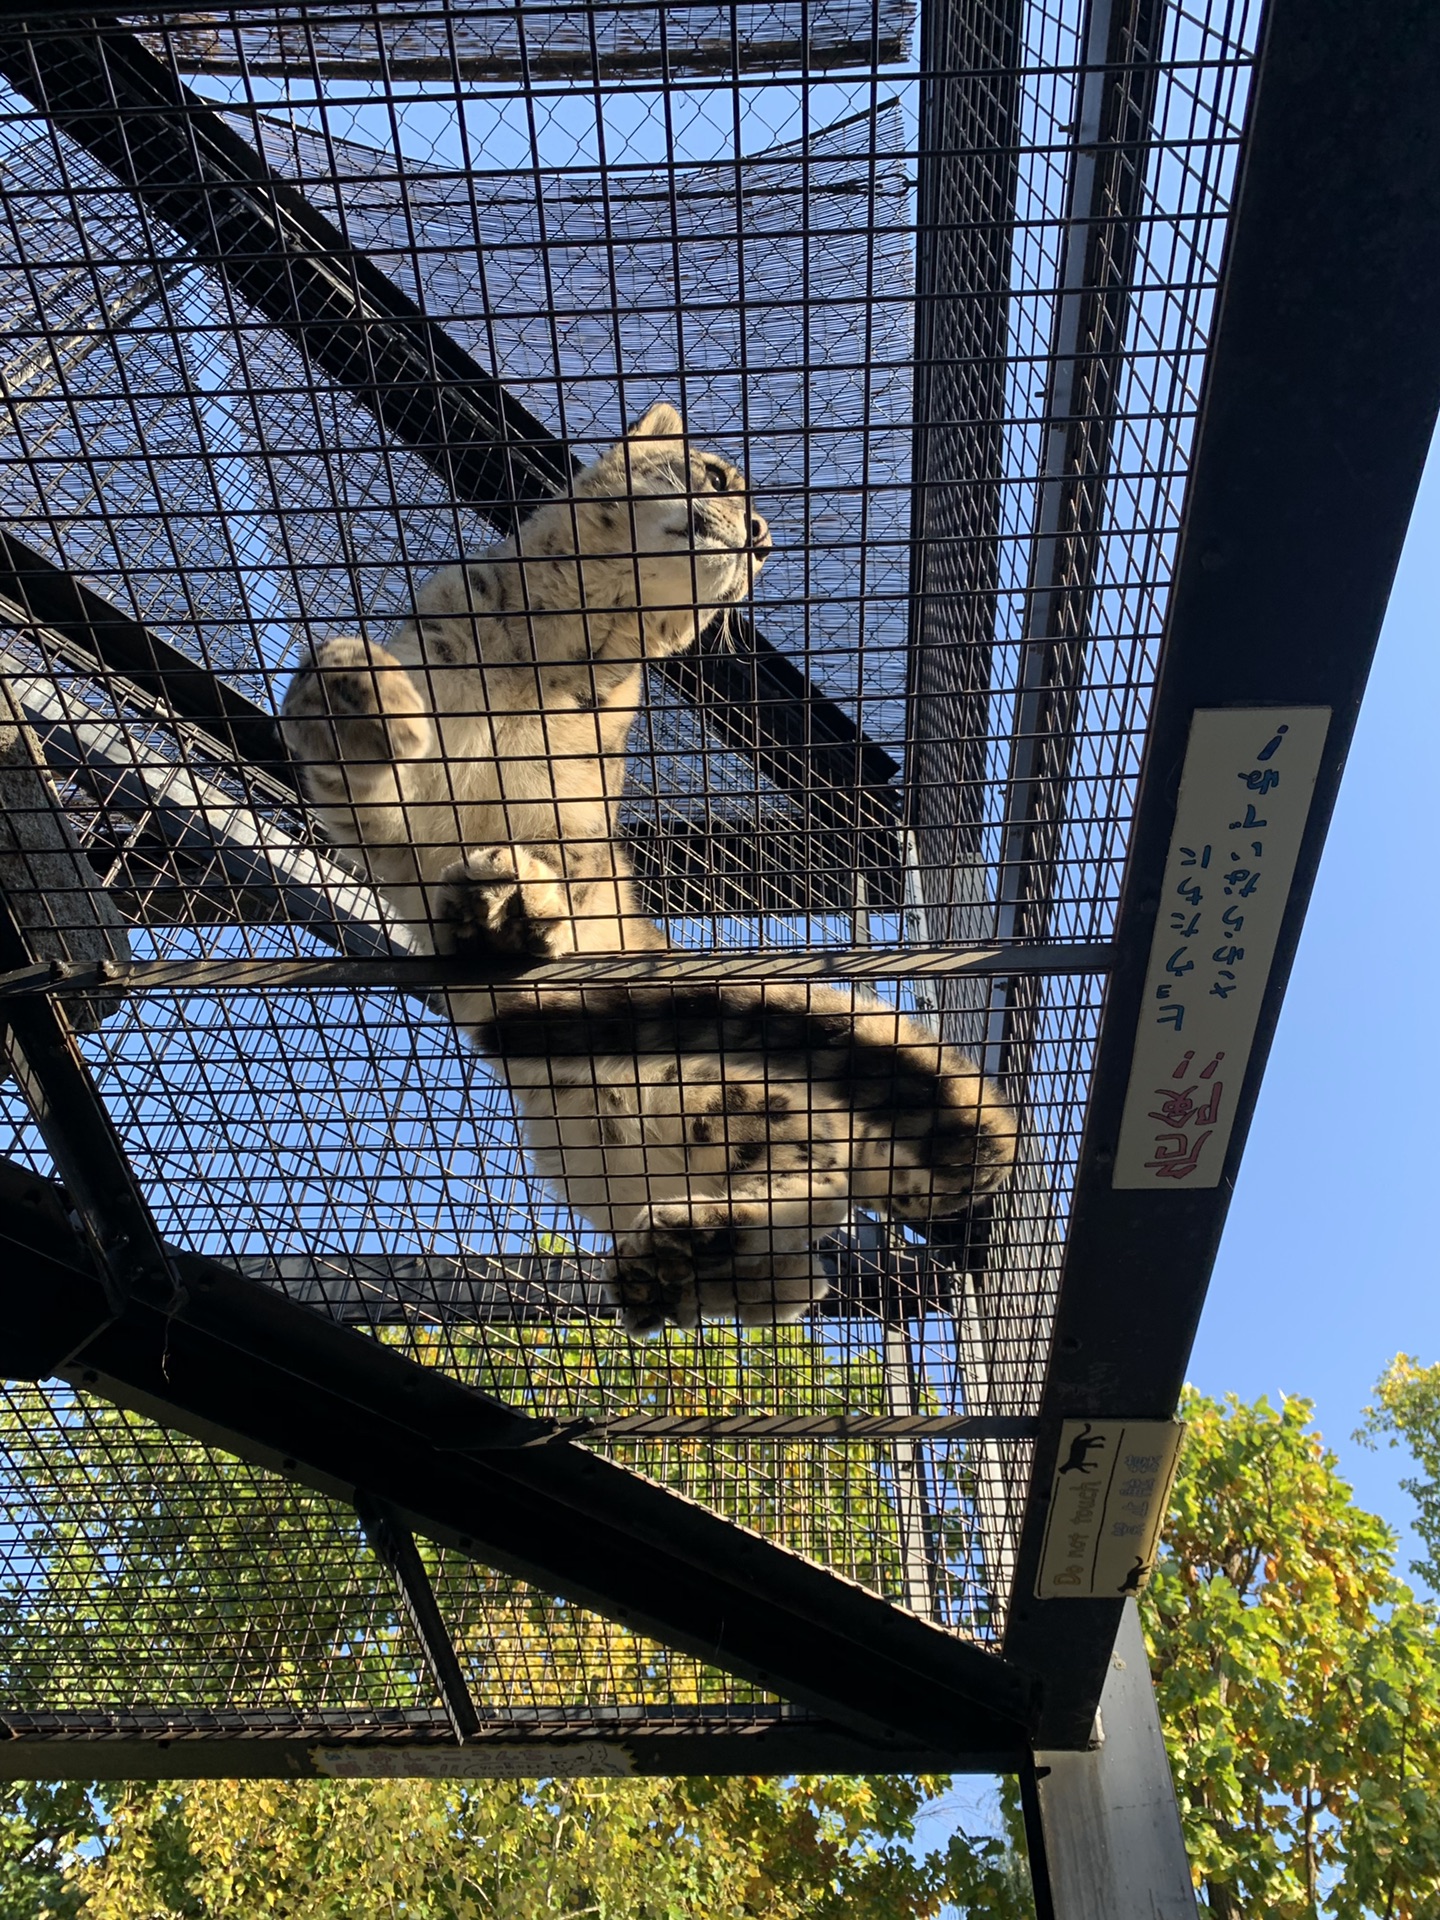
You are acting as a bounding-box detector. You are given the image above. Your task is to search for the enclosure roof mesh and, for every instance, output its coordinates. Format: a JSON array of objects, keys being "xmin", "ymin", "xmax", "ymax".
[{"xmin": 0, "ymin": 0, "xmax": 1265, "ymax": 1756}]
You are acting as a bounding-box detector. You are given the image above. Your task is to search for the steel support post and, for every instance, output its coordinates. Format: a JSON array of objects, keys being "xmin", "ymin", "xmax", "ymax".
[{"xmin": 1022, "ymin": 1601, "xmax": 1196, "ymax": 1920}]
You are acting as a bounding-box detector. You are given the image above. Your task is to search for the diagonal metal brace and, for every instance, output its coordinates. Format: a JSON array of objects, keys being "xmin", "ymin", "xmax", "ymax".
[{"xmin": 356, "ymin": 1493, "xmax": 482, "ymax": 1744}]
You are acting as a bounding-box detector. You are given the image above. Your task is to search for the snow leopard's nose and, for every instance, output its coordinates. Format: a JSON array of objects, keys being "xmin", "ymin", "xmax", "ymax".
[{"xmin": 749, "ymin": 513, "xmax": 771, "ymax": 555}]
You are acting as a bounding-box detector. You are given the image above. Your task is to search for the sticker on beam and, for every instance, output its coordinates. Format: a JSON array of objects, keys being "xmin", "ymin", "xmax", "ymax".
[
  {"xmin": 313, "ymin": 1741, "xmax": 634, "ymax": 1779},
  {"xmin": 1036, "ymin": 1419, "xmax": 1185, "ymax": 1600},
  {"xmin": 1114, "ymin": 707, "xmax": 1330, "ymax": 1188}
]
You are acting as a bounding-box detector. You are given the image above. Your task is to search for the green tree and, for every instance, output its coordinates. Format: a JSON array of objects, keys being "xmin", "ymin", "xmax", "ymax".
[
  {"xmin": 916, "ymin": 1390, "xmax": 1440, "ymax": 1919},
  {"xmin": 0, "ymin": 1781, "xmax": 98, "ymax": 1919},
  {"xmin": 1143, "ymin": 1389, "xmax": 1440, "ymax": 1919},
  {"xmin": 0, "ymin": 1773, "xmax": 1027, "ymax": 1920},
  {"xmin": 1359, "ymin": 1353, "xmax": 1440, "ymax": 1590}
]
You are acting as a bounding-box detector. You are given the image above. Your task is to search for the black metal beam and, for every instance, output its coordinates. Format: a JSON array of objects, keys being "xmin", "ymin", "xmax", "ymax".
[
  {"xmin": 0, "ymin": 19, "xmax": 902, "ymax": 889},
  {"xmin": 660, "ymin": 619, "xmax": 903, "ymax": 902},
  {"xmin": 2, "ymin": 24, "xmax": 566, "ymax": 515},
  {"xmin": 574, "ymin": 1413, "xmax": 1041, "ymax": 1440},
  {"xmin": 1, "ymin": 624, "xmax": 402, "ymax": 960},
  {"xmin": 0, "ymin": 0, "xmax": 916, "ymax": 79},
  {"xmin": 229, "ymin": 1231, "xmax": 1040, "ymax": 1333},
  {"xmin": 0, "ymin": 1710, "xmax": 1002, "ymax": 1781},
  {"xmin": 936, "ymin": 0, "xmax": 1170, "ymax": 1641},
  {"xmin": 989, "ymin": 0, "xmax": 1165, "ymax": 962},
  {"xmin": 0, "ymin": 1154, "xmax": 1034, "ymax": 1758},
  {"xmin": 0, "ymin": 871, "xmax": 175, "ymax": 1319},
  {"xmin": 0, "ymin": 674, "xmax": 131, "ymax": 1036},
  {"xmin": 1002, "ymin": 0, "xmax": 1440, "ymax": 1744},
  {"xmin": 0, "ymin": 551, "xmax": 875, "ymax": 936},
  {"xmin": 238, "ymin": 1247, "xmax": 618, "ymax": 1326},
  {"xmin": 904, "ymin": 0, "xmax": 1024, "ymax": 953}
]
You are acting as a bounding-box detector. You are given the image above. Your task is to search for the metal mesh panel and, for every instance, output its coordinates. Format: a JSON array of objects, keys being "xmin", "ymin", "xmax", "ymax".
[
  {"xmin": 0, "ymin": 0, "xmax": 1259, "ymax": 1747},
  {"xmin": 0, "ymin": 1382, "xmax": 774, "ymax": 1736}
]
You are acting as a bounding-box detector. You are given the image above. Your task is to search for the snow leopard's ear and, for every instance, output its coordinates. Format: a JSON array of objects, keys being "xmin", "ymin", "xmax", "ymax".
[{"xmin": 625, "ymin": 401, "xmax": 685, "ymax": 444}]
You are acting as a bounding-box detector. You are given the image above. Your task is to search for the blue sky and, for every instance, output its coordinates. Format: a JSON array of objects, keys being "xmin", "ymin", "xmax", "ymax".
[{"xmin": 1187, "ymin": 420, "xmax": 1440, "ymax": 1586}]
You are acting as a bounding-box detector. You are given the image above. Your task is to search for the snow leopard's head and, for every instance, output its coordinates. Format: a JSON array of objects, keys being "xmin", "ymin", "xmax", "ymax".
[{"xmin": 564, "ymin": 402, "xmax": 771, "ymax": 653}]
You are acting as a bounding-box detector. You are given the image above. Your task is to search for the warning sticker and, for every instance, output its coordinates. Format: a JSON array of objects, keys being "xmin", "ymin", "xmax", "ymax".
[{"xmin": 1036, "ymin": 1419, "xmax": 1185, "ymax": 1599}]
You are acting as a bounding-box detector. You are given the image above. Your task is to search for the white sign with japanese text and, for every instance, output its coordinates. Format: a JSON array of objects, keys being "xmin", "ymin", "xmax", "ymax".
[
  {"xmin": 1113, "ymin": 707, "xmax": 1330, "ymax": 1189},
  {"xmin": 1036, "ymin": 1418, "xmax": 1185, "ymax": 1599}
]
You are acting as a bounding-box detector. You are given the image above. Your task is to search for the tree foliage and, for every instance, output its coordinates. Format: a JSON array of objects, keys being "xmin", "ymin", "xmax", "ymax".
[
  {"xmin": 936, "ymin": 1388, "xmax": 1440, "ymax": 1919},
  {"xmin": 0, "ymin": 1780, "xmax": 95, "ymax": 1920},
  {"xmin": 1359, "ymin": 1353, "xmax": 1440, "ymax": 1591},
  {"xmin": 1144, "ymin": 1389, "xmax": 1440, "ymax": 1919},
  {"xmin": 0, "ymin": 1773, "xmax": 1029, "ymax": 1920},
  {"xmin": 0, "ymin": 1329, "xmax": 937, "ymax": 1731}
]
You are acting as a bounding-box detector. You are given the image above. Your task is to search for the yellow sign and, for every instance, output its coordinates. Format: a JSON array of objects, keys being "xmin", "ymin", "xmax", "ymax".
[{"xmin": 1036, "ymin": 1419, "xmax": 1185, "ymax": 1599}]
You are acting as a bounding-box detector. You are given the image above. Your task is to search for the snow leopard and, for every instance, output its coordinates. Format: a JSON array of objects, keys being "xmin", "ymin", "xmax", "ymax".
[{"xmin": 281, "ymin": 402, "xmax": 1016, "ymax": 1331}]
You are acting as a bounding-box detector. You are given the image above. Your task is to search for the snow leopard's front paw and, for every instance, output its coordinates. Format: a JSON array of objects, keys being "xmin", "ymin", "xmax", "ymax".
[
  {"xmin": 435, "ymin": 846, "xmax": 574, "ymax": 961},
  {"xmin": 280, "ymin": 638, "xmax": 434, "ymax": 801},
  {"xmin": 608, "ymin": 1203, "xmax": 831, "ymax": 1334}
]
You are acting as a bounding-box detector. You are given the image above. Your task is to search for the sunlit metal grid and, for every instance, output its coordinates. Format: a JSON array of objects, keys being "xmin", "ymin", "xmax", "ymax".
[
  {"xmin": 0, "ymin": 1381, "xmax": 779, "ymax": 1733},
  {"xmin": 0, "ymin": 0, "xmax": 1260, "ymax": 1754}
]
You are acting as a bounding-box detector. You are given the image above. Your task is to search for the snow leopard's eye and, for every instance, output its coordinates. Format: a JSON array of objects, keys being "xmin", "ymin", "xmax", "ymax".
[{"xmin": 706, "ymin": 462, "xmax": 733, "ymax": 493}]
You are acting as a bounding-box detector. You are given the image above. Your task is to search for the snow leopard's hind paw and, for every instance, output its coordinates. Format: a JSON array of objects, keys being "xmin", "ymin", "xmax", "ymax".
[
  {"xmin": 608, "ymin": 1203, "xmax": 831, "ymax": 1334},
  {"xmin": 436, "ymin": 846, "xmax": 574, "ymax": 961}
]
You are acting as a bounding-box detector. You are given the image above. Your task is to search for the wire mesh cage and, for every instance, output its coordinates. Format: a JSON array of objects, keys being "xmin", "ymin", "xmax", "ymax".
[{"xmin": 0, "ymin": 0, "xmax": 1265, "ymax": 1763}]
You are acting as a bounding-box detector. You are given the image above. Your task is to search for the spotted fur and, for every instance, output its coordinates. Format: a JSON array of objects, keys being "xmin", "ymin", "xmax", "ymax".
[{"xmin": 282, "ymin": 403, "xmax": 1016, "ymax": 1331}]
